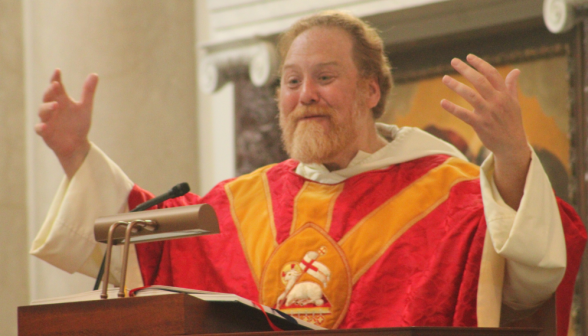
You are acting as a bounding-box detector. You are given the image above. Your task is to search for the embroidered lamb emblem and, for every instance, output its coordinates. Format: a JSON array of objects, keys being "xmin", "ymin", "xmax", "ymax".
[{"xmin": 275, "ymin": 247, "xmax": 332, "ymax": 325}]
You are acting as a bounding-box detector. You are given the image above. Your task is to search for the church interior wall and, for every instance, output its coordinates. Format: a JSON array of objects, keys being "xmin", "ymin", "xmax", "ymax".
[
  {"xmin": 0, "ymin": 0, "xmax": 581, "ymax": 335},
  {"xmin": 0, "ymin": 0, "xmax": 208, "ymax": 335},
  {"xmin": 0, "ymin": 0, "xmax": 28, "ymax": 335}
]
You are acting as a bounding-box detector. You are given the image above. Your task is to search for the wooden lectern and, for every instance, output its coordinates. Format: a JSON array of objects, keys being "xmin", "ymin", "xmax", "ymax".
[{"xmin": 18, "ymin": 294, "xmax": 543, "ymax": 336}]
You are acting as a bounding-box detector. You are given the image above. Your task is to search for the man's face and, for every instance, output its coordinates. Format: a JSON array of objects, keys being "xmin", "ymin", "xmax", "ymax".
[{"xmin": 278, "ymin": 27, "xmax": 372, "ymax": 165}]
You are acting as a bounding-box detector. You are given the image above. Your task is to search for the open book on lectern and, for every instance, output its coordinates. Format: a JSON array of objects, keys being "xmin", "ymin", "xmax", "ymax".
[
  {"xmin": 131, "ymin": 285, "xmax": 325, "ymax": 330},
  {"xmin": 31, "ymin": 285, "xmax": 324, "ymax": 331}
]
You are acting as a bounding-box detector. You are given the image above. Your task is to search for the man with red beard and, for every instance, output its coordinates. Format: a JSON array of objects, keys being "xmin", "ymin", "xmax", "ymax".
[{"xmin": 30, "ymin": 11, "xmax": 585, "ymax": 335}]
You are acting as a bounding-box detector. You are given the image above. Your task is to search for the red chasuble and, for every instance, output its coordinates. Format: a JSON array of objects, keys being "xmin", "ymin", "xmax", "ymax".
[{"xmin": 132, "ymin": 155, "xmax": 586, "ymax": 334}]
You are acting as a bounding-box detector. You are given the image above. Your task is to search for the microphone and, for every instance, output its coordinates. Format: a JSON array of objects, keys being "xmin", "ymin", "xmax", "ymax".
[
  {"xmin": 92, "ymin": 182, "xmax": 190, "ymax": 290},
  {"xmin": 131, "ymin": 182, "xmax": 190, "ymax": 212}
]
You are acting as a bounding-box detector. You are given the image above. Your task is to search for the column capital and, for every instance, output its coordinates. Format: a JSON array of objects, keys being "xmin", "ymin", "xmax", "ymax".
[
  {"xmin": 543, "ymin": 0, "xmax": 588, "ymax": 33},
  {"xmin": 199, "ymin": 38, "xmax": 279, "ymax": 94}
]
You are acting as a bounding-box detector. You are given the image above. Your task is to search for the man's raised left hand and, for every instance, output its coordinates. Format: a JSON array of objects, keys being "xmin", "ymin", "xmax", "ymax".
[{"xmin": 440, "ymin": 54, "xmax": 531, "ymax": 210}]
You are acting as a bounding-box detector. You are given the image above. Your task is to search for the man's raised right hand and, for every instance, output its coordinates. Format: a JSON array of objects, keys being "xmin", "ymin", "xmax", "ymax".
[{"xmin": 35, "ymin": 69, "xmax": 98, "ymax": 179}]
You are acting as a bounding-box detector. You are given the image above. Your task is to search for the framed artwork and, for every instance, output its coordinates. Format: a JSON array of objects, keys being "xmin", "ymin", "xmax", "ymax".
[{"xmin": 380, "ymin": 56, "xmax": 571, "ymax": 201}]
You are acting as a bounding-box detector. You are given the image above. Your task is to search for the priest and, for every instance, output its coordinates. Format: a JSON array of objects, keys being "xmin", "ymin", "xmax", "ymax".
[{"xmin": 30, "ymin": 10, "xmax": 586, "ymax": 335}]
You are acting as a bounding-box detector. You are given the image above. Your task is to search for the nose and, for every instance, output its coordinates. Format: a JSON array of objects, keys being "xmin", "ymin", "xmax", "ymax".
[{"xmin": 300, "ymin": 79, "xmax": 319, "ymax": 105}]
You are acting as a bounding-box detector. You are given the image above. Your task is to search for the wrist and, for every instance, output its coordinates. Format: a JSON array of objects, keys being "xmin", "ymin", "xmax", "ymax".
[
  {"xmin": 493, "ymin": 144, "xmax": 531, "ymax": 168},
  {"xmin": 58, "ymin": 140, "xmax": 91, "ymax": 179}
]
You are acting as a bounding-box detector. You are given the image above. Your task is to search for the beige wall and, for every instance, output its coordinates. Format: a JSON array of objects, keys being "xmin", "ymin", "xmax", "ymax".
[
  {"xmin": 0, "ymin": 0, "xmax": 28, "ymax": 335},
  {"xmin": 195, "ymin": 0, "xmax": 216, "ymax": 194},
  {"xmin": 16, "ymin": 1, "xmax": 201, "ymax": 335}
]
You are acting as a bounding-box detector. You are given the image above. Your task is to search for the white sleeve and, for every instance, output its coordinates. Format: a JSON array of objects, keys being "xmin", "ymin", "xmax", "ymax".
[
  {"xmin": 480, "ymin": 149, "xmax": 566, "ymax": 310},
  {"xmin": 30, "ymin": 143, "xmax": 136, "ymax": 284}
]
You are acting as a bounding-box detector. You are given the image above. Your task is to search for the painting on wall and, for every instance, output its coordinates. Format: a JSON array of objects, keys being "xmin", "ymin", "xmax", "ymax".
[{"xmin": 379, "ymin": 56, "xmax": 571, "ymax": 202}]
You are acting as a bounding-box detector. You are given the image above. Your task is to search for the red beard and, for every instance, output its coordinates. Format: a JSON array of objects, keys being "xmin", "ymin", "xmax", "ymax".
[{"xmin": 279, "ymin": 104, "xmax": 359, "ymax": 164}]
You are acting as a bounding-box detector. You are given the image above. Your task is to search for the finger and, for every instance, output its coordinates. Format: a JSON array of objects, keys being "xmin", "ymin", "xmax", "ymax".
[
  {"xmin": 50, "ymin": 69, "xmax": 62, "ymax": 84},
  {"xmin": 442, "ymin": 75, "xmax": 484, "ymax": 109},
  {"xmin": 44, "ymin": 70, "xmax": 69, "ymax": 102},
  {"xmin": 34, "ymin": 122, "xmax": 47, "ymax": 136},
  {"xmin": 505, "ymin": 69, "xmax": 521, "ymax": 98},
  {"xmin": 38, "ymin": 102, "xmax": 58, "ymax": 122},
  {"xmin": 80, "ymin": 73, "xmax": 99, "ymax": 108},
  {"xmin": 42, "ymin": 81, "xmax": 61, "ymax": 102},
  {"xmin": 43, "ymin": 81, "xmax": 70, "ymax": 104},
  {"xmin": 450, "ymin": 58, "xmax": 495, "ymax": 100},
  {"xmin": 465, "ymin": 54, "xmax": 506, "ymax": 92},
  {"xmin": 440, "ymin": 99, "xmax": 477, "ymax": 126}
]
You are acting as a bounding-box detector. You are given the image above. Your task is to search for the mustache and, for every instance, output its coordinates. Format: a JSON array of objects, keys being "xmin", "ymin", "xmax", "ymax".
[{"xmin": 288, "ymin": 105, "xmax": 335, "ymax": 121}]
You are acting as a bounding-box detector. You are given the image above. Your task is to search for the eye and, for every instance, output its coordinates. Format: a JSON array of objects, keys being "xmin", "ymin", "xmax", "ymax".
[
  {"xmin": 284, "ymin": 76, "xmax": 301, "ymax": 89},
  {"xmin": 318, "ymin": 74, "xmax": 335, "ymax": 83}
]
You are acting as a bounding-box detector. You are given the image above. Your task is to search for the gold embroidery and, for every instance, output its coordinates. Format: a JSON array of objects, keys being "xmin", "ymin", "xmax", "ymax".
[
  {"xmin": 260, "ymin": 223, "xmax": 352, "ymax": 329},
  {"xmin": 225, "ymin": 165, "xmax": 278, "ymax": 286},
  {"xmin": 229, "ymin": 157, "xmax": 480, "ymax": 328},
  {"xmin": 291, "ymin": 182, "xmax": 344, "ymax": 233}
]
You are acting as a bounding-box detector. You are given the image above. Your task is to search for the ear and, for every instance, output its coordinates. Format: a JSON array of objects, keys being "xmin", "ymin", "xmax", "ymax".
[{"xmin": 365, "ymin": 77, "xmax": 381, "ymax": 110}]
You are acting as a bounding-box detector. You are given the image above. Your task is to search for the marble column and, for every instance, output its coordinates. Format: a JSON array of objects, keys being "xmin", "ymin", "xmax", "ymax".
[
  {"xmin": 234, "ymin": 76, "xmax": 287, "ymax": 175},
  {"xmin": 198, "ymin": 36, "xmax": 284, "ymax": 178}
]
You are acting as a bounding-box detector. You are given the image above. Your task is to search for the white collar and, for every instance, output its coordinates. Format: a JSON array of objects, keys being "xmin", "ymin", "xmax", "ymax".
[{"xmin": 295, "ymin": 123, "xmax": 467, "ymax": 184}]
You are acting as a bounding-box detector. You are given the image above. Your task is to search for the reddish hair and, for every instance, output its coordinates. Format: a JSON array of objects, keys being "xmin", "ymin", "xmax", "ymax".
[{"xmin": 278, "ymin": 11, "xmax": 393, "ymax": 118}]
